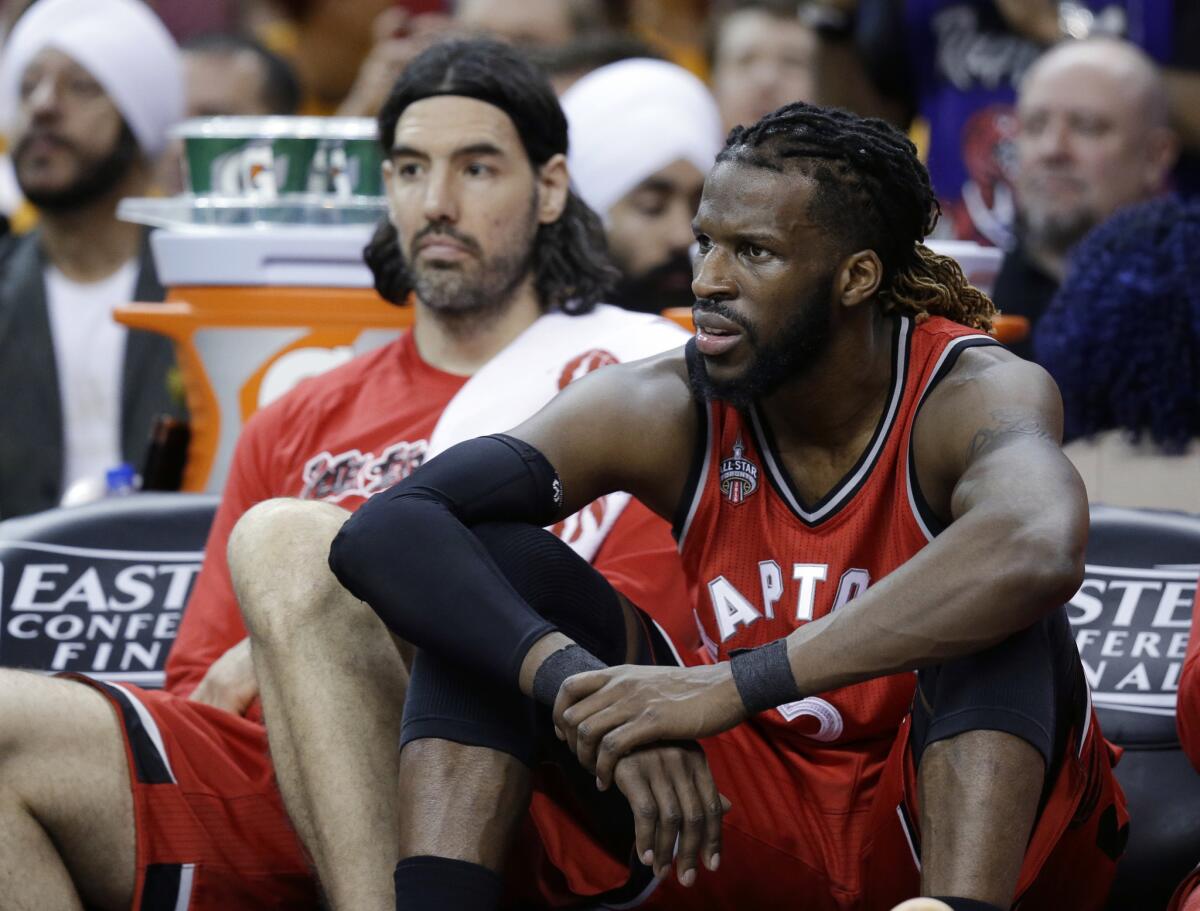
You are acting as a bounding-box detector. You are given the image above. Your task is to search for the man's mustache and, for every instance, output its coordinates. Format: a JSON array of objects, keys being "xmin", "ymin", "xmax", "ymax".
[
  {"xmin": 13, "ymin": 130, "xmax": 78, "ymax": 160},
  {"xmin": 693, "ymin": 297, "xmax": 754, "ymax": 336},
  {"xmin": 410, "ymin": 222, "xmax": 481, "ymax": 256}
]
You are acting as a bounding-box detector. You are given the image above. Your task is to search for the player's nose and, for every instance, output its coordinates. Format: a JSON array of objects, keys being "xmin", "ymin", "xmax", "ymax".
[{"xmin": 692, "ymin": 245, "xmax": 736, "ymax": 303}]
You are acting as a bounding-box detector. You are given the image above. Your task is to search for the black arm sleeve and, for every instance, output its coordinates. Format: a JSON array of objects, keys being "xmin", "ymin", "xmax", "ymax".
[{"xmin": 328, "ymin": 433, "xmax": 564, "ymax": 686}]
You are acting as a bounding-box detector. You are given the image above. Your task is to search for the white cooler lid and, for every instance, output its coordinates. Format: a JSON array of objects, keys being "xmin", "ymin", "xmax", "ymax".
[
  {"xmin": 148, "ymin": 226, "xmax": 377, "ymax": 288},
  {"xmin": 119, "ymin": 196, "xmax": 384, "ymax": 288}
]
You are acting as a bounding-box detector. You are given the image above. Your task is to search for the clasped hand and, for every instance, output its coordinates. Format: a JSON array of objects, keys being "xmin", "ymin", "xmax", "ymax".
[{"xmin": 552, "ymin": 663, "xmax": 746, "ymax": 787}]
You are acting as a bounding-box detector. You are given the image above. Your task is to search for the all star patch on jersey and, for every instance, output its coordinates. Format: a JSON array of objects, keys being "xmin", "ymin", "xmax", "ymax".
[{"xmin": 719, "ymin": 436, "xmax": 759, "ymax": 505}]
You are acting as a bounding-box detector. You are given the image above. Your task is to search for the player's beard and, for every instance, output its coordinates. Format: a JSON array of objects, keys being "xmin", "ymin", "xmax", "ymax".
[
  {"xmin": 405, "ymin": 190, "xmax": 539, "ymax": 332},
  {"xmin": 610, "ymin": 249, "xmax": 694, "ymax": 314},
  {"xmin": 690, "ymin": 278, "xmax": 834, "ymax": 411},
  {"xmin": 15, "ymin": 122, "xmax": 140, "ymax": 214}
]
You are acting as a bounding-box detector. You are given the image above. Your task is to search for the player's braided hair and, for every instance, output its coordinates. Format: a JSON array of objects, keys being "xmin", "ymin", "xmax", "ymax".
[{"xmin": 720, "ymin": 103, "xmax": 996, "ymax": 331}]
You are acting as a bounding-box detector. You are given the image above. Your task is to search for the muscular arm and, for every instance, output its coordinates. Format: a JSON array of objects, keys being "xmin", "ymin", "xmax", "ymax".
[{"xmin": 782, "ymin": 348, "xmax": 1087, "ymax": 693}]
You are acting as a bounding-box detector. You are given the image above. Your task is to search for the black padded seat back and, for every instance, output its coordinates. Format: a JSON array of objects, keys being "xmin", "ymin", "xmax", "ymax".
[
  {"xmin": 0, "ymin": 493, "xmax": 218, "ymax": 688},
  {"xmin": 1073, "ymin": 506, "xmax": 1200, "ymax": 910}
]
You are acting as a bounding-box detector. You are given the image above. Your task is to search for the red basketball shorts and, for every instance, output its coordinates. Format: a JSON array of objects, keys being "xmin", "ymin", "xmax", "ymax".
[
  {"xmin": 66, "ymin": 676, "xmax": 319, "ymax": 911},
  {"xmin": 515, "ymin": 705, "xmax": 1127, "ymax": 910}
]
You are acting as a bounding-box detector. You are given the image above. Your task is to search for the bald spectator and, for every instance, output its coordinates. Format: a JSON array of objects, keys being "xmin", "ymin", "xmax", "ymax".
[
  {"xmin": 0, "ymin": 0, "xmax": 186, "ymax": 518},
  {"xmin": 183, "ymin": 33, "xmax": 301, "ymax": 118},
  {"xmin": 810, "ymin": 0, "xmax": 1200, "ymax": 246},
  {"xmin": 709, "ymin": 0, "xmax": 818, "ymax": 133},
  {"xmin": 562, "ymin": 58, "xmax": 723, "ymax": 313},
  {"xmin": 994, "ymin": 38, "xmax": 1179, "ymax": 358}
]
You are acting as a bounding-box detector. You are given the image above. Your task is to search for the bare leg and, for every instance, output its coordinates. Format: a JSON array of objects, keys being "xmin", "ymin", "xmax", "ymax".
[
  {"xmin": 398, "ymin": 739, "xmax": 530, "ymax": 871},
  {"xmin": 231, "ymin": 498, "xmax": 409, "ymax": 911},
  {"xmin": 918, "ymin": 729, "xmax": 1044, "ymax": 907},
  {"xmin": 0, "ymin": 670, "xmax": 135, "ymax": 910}
]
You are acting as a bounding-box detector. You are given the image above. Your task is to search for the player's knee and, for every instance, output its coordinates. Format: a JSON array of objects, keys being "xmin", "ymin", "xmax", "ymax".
[{"xmin": 231, "ymin": 498, "xmax": 352, "ymax": 632}]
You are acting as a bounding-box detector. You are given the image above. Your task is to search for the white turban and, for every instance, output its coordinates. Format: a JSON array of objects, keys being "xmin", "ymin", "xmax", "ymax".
[
  {"xmin": 562, "ymin": 58, "xmax": 723, "ymax": 220},
  {"xmin": 0, "ymin": 0, "xmax": 183, "ymax": 158}
]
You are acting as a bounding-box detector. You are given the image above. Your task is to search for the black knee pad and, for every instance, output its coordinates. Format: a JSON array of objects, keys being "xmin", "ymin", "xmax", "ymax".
[
  {"xmin": 400, "ymin": 647, "xmax": 539, "ymax": 766},
  {"xmin": 470, "ymin": 521, "xmax": 629, "ymax": 666},
  {"xmin": 911, "ymin": 607, "xmax": 1085, "ymax": 773}
]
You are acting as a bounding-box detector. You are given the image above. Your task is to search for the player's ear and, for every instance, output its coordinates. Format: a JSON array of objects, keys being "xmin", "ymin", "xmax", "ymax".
[
  {"xmin": 835, "ymin": 250, "xmax": 883, "ymax": 310},
  {"xmin": 536, "ymin": 153, "xmax": 570, "ymax": 225}
]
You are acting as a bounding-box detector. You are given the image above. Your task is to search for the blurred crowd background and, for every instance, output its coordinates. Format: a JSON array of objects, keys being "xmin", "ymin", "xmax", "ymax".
[{"xmin": 0, "ymin": 0, "xmax": 1198, "ymax": 521}]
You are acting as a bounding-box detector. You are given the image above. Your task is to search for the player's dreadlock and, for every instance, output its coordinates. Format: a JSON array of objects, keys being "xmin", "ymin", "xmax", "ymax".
[{"xmin": 719, "ymin": 103, "xmax": 996, "ymax": 332}]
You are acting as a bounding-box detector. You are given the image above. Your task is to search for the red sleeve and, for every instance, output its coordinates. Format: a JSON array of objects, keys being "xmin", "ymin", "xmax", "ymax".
[
  {"xmin": 1177, "ymin": 583, "xmax": 1200, "ymax": 771},
  {"xmin": 163, "ymin": 404, "xmax": 284, "ymax": 702},
  {"xmin": 590, "ymin": 499, "xmax": 700, "ymax": 656}
]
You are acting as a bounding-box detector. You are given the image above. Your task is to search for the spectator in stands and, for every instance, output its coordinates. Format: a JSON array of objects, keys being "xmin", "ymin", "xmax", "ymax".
[
  {"xmin": 995, "ymin": 37, "xmax": 1178, "ymax": 358},
  {"xmin": 262, "ymin": 0, "xmax": 395, "ymax": 114},
  {"xmin": 533, "ymin": 31, "xmax": 660, "ymax": 95},
  {"xmin": 808, "ymin": 0, "xmax": 1200, "ymax": 247},
  {"xmin": 709, "ymin": 0, "xmax": 818, "ymax": 133},
  {"xmin": 561, "ymin": 58, "xmax": 723, "ymax": 313},
  {"xmin": 0, "ymin": 0, "xmax": 186, "ymax": 519},
  {"xmin": 183, "ymin": 33, "xmax": 302, "ymax": 118},
  {"xmin": 337, "ymin": 0, "xmax": 615, "ymax": 118},
  {"xmin": 454, "ymin": 0, "xmax": 611, "ymax": 48},
  {"xmin": 1034, "ymin": 195, "xmax": 1200, "ymax": 512}
]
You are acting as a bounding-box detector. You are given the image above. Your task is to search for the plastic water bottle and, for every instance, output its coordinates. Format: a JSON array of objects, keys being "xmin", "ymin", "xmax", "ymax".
[{"xmin": 105, "ymin": 463, "xmax": 138, "ymax": 497}]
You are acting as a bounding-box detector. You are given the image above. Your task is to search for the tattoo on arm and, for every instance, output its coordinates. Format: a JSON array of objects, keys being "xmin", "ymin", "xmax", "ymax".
[{"xmin": 966, "ymin": 408, "xmax": 1056, "ymax": 462}]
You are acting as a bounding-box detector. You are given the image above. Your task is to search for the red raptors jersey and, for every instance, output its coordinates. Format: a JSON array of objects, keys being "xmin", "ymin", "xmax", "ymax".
[{"xmin": 676, "ymin": 316, "xmax": 999, "ymax": 750}]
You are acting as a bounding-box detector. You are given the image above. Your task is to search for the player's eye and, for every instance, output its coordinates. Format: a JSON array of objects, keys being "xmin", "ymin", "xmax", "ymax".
[
  {"xmin": 743, "ymin": 244, "xmax": 770, "ymax": 260},
  {"xmin": 396, "ymin": 162, "xmax": 423, "ymax": 178},
  {"xmin": 694, "ymin": 234, "xmax": 713, "ymax": 254},
  {"xmin": 465, "ymin": 162, "xmax": 493, "ymax": 177}
]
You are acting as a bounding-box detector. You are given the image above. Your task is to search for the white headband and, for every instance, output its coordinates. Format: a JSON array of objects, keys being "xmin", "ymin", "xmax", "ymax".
[
  {"xmin": 562, "ymin": 58, "xmax": 724, "ymax": 219},
  {"xmin": 0, "ymin": 0, "xmax": 184, "ymax": 157}
]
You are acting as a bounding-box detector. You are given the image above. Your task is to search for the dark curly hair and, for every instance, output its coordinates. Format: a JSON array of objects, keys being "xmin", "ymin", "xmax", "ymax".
[
  {"xmin": 718, "ymin": 102, "xmax": 996, "ymax": 331},
  {"xmin": 1035, "ymin": 195, "xmax": 1200, "ymax": 452},
  {"xmin": 364, "ymin": 38, "xmax": 619, "ymax": 314}
]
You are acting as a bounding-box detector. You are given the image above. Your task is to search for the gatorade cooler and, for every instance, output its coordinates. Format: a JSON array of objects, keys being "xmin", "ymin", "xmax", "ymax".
[{"xmin": 116, "ymin": 117, "xmax": 410, "ymax": 494}]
